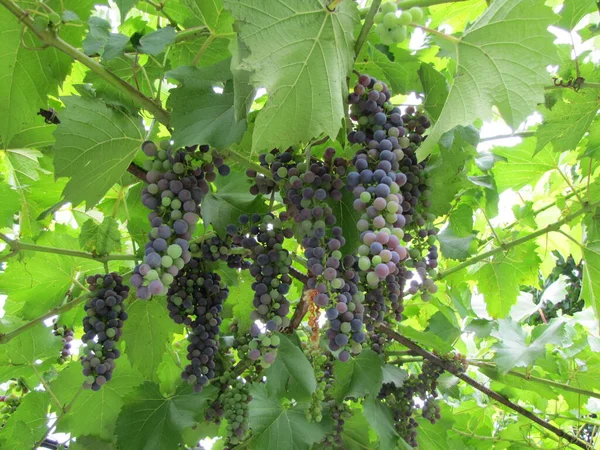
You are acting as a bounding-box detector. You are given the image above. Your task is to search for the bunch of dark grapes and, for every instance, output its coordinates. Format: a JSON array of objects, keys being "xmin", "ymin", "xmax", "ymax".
[
  {"xmin": 246, "ymin": 148, "xmax": 297, "ymax": 195},
  {"xmin": 190, "ymin": 231, "xmax": 250, "ymax": 270},
  {"xmin": 81, "ymin": 273, "xmax": 129, "ymax": 390},
  {"xmin": 167, "ymin": 259, "xmax": 227, "ymax": 392},
  {"xmin": 320, "ymin": 402, "xmax": 352, "ymax": 449},
  {"xmin": 132, "ymin": 141, "xmax": 229, "ymax": 299},
  {"xmin": 238, "ymin": 213, "xmax": 293, "ymax": 333},
  {"xmin": 219, "ymin": 370, "xmax": 251, "ymax": 449},
  {"xmin": 52, "ymin": 322, "xmax": 74, "ymax": 364}
]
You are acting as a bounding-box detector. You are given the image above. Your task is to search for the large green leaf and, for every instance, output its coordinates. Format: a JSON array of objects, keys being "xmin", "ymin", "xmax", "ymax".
[
  {"xmin": 51, "ymin": 357, "xmax": 144, "ymax": 440},
  {"xmin": 582, "ymin": 241, "xmax": 600, "ymax": 328},
  {"xmin": 418, "ymin": 0, "xmax": 558, "ymax": 158},
  {"xmin": 0, "ymin": 392, "xmax": 50, "ymax": 449},
  {"xmin": 79, "ymin": 217, "xmax": 121, "ymax": 256},
  {"xmin": 492, "ymin": 139, "xmax": 559, "ymax": 193},
  {"xmin": 332, "ymin": 350, "xmax": 383, "ymax": 400},
  {"xmin": 558, "ymin": 0, "xmax": 598, "ymax": 30},
  {"xmin": 0, "ymin": 176, "xmax": 19, "ymax": 229},
  {"xmin": 418, "ymin": 63, "xmax": 449, "ymax": 122},
  {"xmin": 438, "ymin": 203, "xmax": 475, "ymax": 260},
  {"xmin": 247, "ymin": 383, "xmax": 326, "ymax": 450},
  {"xmin": 53, "ymin": 96, "xmax": 144, "ymax": 208},
  {"xmin": 115, "ymin": 382, "xmax": 217, "ymax": 450},
  {"xmin": 491, "ymin": 319, "xmax": 567, "ymax": 373},
  {"xmin": 224, "ymin": 0, "xmax": 359, "ymax": 151},
  {"xmin": 536, "ymin": 89, "xmax": 600, "ymax": 154},
  {"xmin": 270, "ymin": 333, "xmax": 317, "ymax": 396},
  {"xmin": 122, "ymin": 299, "xmax": 181, "ymax": 380},
  {"xmin": 471, "ymin": 240, "xmax": 540, "ymax": 318},
  {"xmin": 362, "ymin": 397, "xmax": 401, "ymax": 450}
]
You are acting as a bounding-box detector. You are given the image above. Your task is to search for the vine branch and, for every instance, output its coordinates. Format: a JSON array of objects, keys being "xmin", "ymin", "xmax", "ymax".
[
  {"xmin": 437, "ymin": 200, "xmax": 600, "ymax": 280},
  {"xmin": 0, "ymin": 0, "xmax": 170, "ymax": 126},
  {"xmin": 376, "ymin": 323, "xmax": 592, "ymax": 449},
  {"xmin": 354, "ymin": 0, "xmax": 382, "ymax": 60},
  {"xmin": 0, "ymin": 292, "xmax": 89, "ymax": 344},
  {"xmin": 0, "ymin": 233, "xmax": 138, "ymax": 264}
]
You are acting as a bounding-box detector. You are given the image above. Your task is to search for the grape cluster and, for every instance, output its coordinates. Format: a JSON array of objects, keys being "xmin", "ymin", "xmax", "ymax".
[
  {"xmin": 132, "ymin": 141, "xmax": 229, "ymax": 300},
  {"xmin": 0, "ymin": 380, "xmax": 27, "ymax": 427},
  {"xmin": 219, "ymin": 370, "xmax": 251, "ymax": 449},
  {"xmin": 304, "ymin": 346, "xmax": 333, "ymax": 422},
  {"xmin": 190, "ymin": 232, "xmax": 250, "ymax": 270},
  {"xmin": 320, "ymin": 402, "xmax": 352, "ymax": 449},
  {"xmin": 52, "ymin": 322, "xmax": 74, "ymax": 364},
  {"xmin": 373, "ymin": 3, "xmax": 424, "ymax": 46},
  {"xmin": 81, "ymin": 273, "xmax": 129, "ymax": 390},
  {"xmin": 167, "ymin": 259, "xmax": 227, "ymax": 392},
  {"xmin": 246, "ymin": 148, "xmax": 298, "ymax": 195}
]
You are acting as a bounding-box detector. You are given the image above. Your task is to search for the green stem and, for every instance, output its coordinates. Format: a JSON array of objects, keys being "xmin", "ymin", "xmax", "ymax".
[
  {"xmin": 354, "ymin": 0, "xmax": 382, "ymax": 59},
  {"xmin": 469, "ymin": 361, "xmax": 600, "ymax": 400},
  {"xmin": 0, "ymin": 233, "xmax": 137, "ymax": 263},
  {"xmin": 437, "ymin": 200, "xmax": 600, "ymax": 280},
  {"xmin": 31, "ymin": 364, "xmax": 62, "ymax": 410},
  {"xmin": 0, "ymin": 0, "xmax": 170, "ymax": 126},
  {"xmin": 479, "ymin": 131, "xmax": 536, "ymax": 142},
  {"xmin": 0, "ymin": 293, "xmax": 89, "ymax": 344},
  {"xmin": 327, "ymin": 0, "xmax": 345, "ymax": 11},
  {"xmin": 219, "ymin": 148, "xmax": 274, "ymax": 180},
  {"xmin": 174, "ymin": 26, "xmax": 209, "ymax": 44},
  {"xmin": 143, "ymin": 0, "xmax": 180, "ymax": 28},
  {"xmin": 408, "ymin": 23, "xmax": 461, "ymax": 44}
]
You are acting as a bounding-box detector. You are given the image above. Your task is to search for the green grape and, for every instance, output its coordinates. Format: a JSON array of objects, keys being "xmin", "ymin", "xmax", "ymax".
[
  {"xmin": 49, "ymin": 12, "xmax": 61, "ymax": 24},
  {"xmin": 409, "ymin": 6, "xmax": 424, "ymax": 22},
  {"xmin": 397, "ymin": 11, "xmax": 412, "ymax": 25},
  {"xmin": 167, "ymin": 244, "xmax": 183, "ymax": 259},
  {"xmin": 380, "ymin": 2, "xmax": 397, "ymax": 15},
  {"xmin": 374, "ymin": 12, "xmax": 384, "ymax": 23},
  {"xmin": 379, "ymin": 28, "xmax": 395, "ymax": 45},
  {"xmin": 33, "ymin": 15, "xmax": 49, "ymax": 31},
  {"xmin": 391, "ymin": 26, "xmax": 406, "ymax": 43},
  {"xmin": 382, "ymin": 12, "xmax": 398, "ymax": 28}
]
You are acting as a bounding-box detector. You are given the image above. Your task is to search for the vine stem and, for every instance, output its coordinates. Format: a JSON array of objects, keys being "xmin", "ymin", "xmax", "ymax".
[
  {"xmin": 468, "ymin": 361, "xmax": 600, "ymax": 400},
  {"xmin": 0, "ymin": 292, "xmax": 89, "ymax": 344},
  {"xmin": 354, "ymin": 0, "xmax": 382, "ymax": 60},
  {"xmin": 376, "ymin": 323, "xmax": 592, "ymax": 450},
  {"xmin": 143, "ymin": 0, "xmax": 180, "ymax": 28},
  {"xmin": 408, "ymin": 22, "xmax": 461, "ymax": 43},
  {"xmin": 0, "ymin": 233, "xmax": 137, "ymax": 263},
  {"xmin": 0, "ymin": 0, "xmax": 170, "ymax": 126},
  {"xmin": 437, "ymin": 200, "xmax": 600, "ymax": 280},
  {"xmin": 327, "ymin": 0, "xmax": 345, "ymax": 11}
]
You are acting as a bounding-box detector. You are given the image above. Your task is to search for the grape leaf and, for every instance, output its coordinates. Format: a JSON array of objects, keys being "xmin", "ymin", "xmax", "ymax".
[
  {"xmin": 417, "ymin": 416, "xmax": 454, "ymax": 450},
  {"xmin": 70, "ymin": 436, "xmax": 116, "ymax": 450},
  {"xmin": 332, "ymin": 350, "xmax": 383, "ymax": 400},
  {"xmin": 584, "ymin": 119, "xmax": 600, "ymax": 159},
  {"xmin": 382, "ymin": 364, "xmax": 408, "ymax": 388},
  {"xmin": 51, "ymin": 357, "xmax": 144, "ymax": 440},
  {"xmin": 0, "ymin": 226, "xmax": 102, "ymax": 319},
  {"xmin": 1, "ymin": 149, "xmax": 47, "ymax": 186},
  {"xmin": 330, "ymin": 188, "xmax": 362, "ymax": 256},
  {"xmin": 201, "ymin": 171, "xmax": 268, "ymax": 236},
  {"xmin": 79, "ymin": 217, "xmax": 121, "ymax": 256},
  {"xmin": 224, "ymin": 0, "xmax": 359, "ymax": 151},
  {"xmin": 558, "ymin": 0, "xmax": 598, "ymax": 30},
  {"xmin": 418, "ymin": 0, "xmax": 558, "ymax": 158},
  {"xmin": 492, "ymin": 139, "xmax": 559, "ymax": 193},
  {"xmin": 438, "ymin": 203, "xmax": 475, "ymax": 260},
  {"xmin": 355, "ymin": 44, "xmax": 421, "ymax": 95},
  {"xmin": 137, "ymin": 27, "xmax": 176, "ymax": 55},
  {"xmin": 122, "ymin": 299, "xmax": 181, "ymax": 380},
  {"xmin": 335, "ymin": 409, "xmax": 373, "ymax": 450},
  {"xmin": 53, "ymin": 96, "xmax": 144, "ymax": 208},
  {"xmin": 491, "ymin": 319, "xmax": 566, "ymax": 373},
  {"xmin": 429, "ymin": 0, "xmax": 488, "ymax": 32},
  {"xmin": 0, "ymin": 177, "xmax": 19, "ymax": 229},
  {"xmin": 418, "ymin": 63, "xmax": 449, "ymax": 122},
  {"xmin": 0, "ymin": 392, "xmax": 50, "ymax": 449},
  {"xmin": 182, "ymin": 0, "xmax": 234, "ymax": 33},
  {"xmin": 471, "ymin": 240, "xmax": 541, "ymax": 318},
  {"xmin": 247, "ymin": 383, "xmax": 327, "ymax": 450},
  {"xmin": 115, "ymin": 0, "xmax": 138, "ymax": 22},
  {"xmin": 82, "ymin": 17, "xmax": 129, "ymax": 60},
  {"xmin": 270, "ymin": 333, "xmax": 316, "ymax": 396},
  {"xmin": 115, "ymin": 382, "xmax": 217, "ymax": 450},
  {"xmin": 230, "ymin": 36, "xmax": 255, "ymax": 122},
  {"xmin": 582, "ymin": 241, "xmax": 600, "ymax": 328},
  {"xmin": 536, "ymin": 89, "xmax": 600, "ymax": 154},
  {"xmin": 362, "ymin": 397, "xmax": 402, "ymax": 450}
]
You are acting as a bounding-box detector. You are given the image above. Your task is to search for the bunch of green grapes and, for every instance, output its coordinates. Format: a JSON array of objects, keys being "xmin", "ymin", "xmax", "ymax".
[{"xmin": 373, "ymin": 2, "xmax": 424, "ymax": 46}]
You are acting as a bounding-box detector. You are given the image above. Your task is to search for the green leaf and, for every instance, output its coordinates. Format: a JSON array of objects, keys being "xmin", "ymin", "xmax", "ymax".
[
  {"xmin": 492, "ymin": 139, "xmax": 559, "ymax": 193},
  {"xmin": 51, "ymin": 357, "xmax": 144, "ymax": 440},
  {"xmin": 429, "ymin": 0, "xmax": 488, "ymax": 32},
  {"xmin": 0, "ymin": 392, "xmax": 49, "ymax": 448},
  {"xmin": 362, "ymin": 397, "xmax": 401, "ymax": 450},
  {"xmin": 53, "ymin": 96, "xmax": 144, "ymax": 208},
  {"xmin": 224, "ymin": 0, "xmax": 359, "ymax": 151},
  {"xmin": 122, "ymin": 299, "xmax": 181, "ymax": 380},
  {"xmin": 182, "ymin": 0, "xmax": 234, "ymax": 33},
  {"xmin": 536, "ymin": 89, "xmax": 600, "ymax": 154},
  {"xmin": 582, "ymin": 241, "xmax": 600, "ymax": 328},
  {"xmin": 330, "ymin": 188, "xmax": 362, "ymax": 256},
  {"xmin": 438, "ymin": 203, "xmax": 475, "ymax": 260},
  {"xmin": 138, "ymin": 27, "xmax": 176, "ymax": 55},
  {"xmin": 382, "ymin": 364, "xmax": 408, "ymax": 388},
  {"xmin": 398, "ymin": 325, "xmax": 454, "ymax": 354},
  {"xmin": 471, "ymin": 240, "xmax": 540, "ymax": 318},
  {"xmin": 0, "ymin": 227, "xmax": 102, "ymax": 319},
  {"xmin": 271, "ymin": 333, "xmax": 317, "ymax": 395},
  {"xmin": 355, "ymin": 44, "xmax": 421, "ymax": 95},
  {"xmin": 558, "ymin": 0, "xmax": 598, "ymax": 30},
  {"xmin": 115, "ymin": 0, "xmax": 138, "ymax": 22},
  {"xmin": 417, "ymin": 415, "xmax": 454, "ymax": 450},
  {"xmin": 418, "ymin": 0, "xmax": 558, "ymax": 158},
  {"xmin": 201, "ymin": 172, "xmax": 268, "ymax": 236},
  {"xmin": 337, "ymin": 410, "xmax": 373, "ymax": 450},
  {"xmin": 418, "ymin": 63, "xmax": 449, "ymax": 122},
  {"xmin": 247, "ymin": 383, "xmax": 326, "ymax": 450},
  {"xmin": 70, "ymin": 436, "xmax": 116, "ymax": 450},
  {"xmin": 332, "ymin": 350, "xmax": 383, "ymax": 400},
  {"xmin": 584, "ymin": 119, "xmax": 600, "ymax": 159},
  {"xmin": 491, "ymin": 319, "xmax": 566, "ymax": 373},
  {"xmin": 426, "ymin": 312, "xmax": 461, "ymax": 343},
  {"xmin": 230, "ymin": 36, "xmax": 255, "ymax": 122},
  {"xmin": 1, "ymin": 148, "xmax": 47, "ymax": 185},
  {"xmin": 83, "ymin": 17, "xmax": 129, "ymax": 59},
  {"xmin": 115, "ymin": 382, "xmax": 217, "ymax": 450},
  {"xmin": 79, "ymin": 217, "xmax": 121, "ymax": 256},
  {"xmin": 0, "ymin": 177, "xmax": 19, "ymax": 228}
]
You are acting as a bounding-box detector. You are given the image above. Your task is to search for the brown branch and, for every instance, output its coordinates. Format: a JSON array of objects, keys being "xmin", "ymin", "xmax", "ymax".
[
  {"xmin": 127, "ymin": 162, "xmax": 147, "ymax": 181},
  {"xmin": 376, "ymin": 323, "xmax": 592, "ymax": 449}
]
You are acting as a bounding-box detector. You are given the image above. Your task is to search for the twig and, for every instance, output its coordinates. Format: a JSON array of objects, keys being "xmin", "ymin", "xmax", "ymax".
[
  {"xmin": 143, "ymin": 0, "xmax": 180, "ymax": 28},
  {"xmin": 31, "ymin": 364, "xmax": 62, "ymax": 410},
  {"xmin": 192, "ymin": 34, "xmax": 215, "ymax": 66},
  {"xmin": 468, "ymin": 361, "xmax": 600, "ymax": 400},
  {"xmin": 437, "ymin": 200, "xmax": 600, "ymax": 280},
  {"xmin": 327, "ymin": 0, "xmax": 344, "ymax": 11},
  {"xmin": 0, "ymin": 233, "xmax": 137, "ymax": 263},
  {"xmin": 479, "ymin": 131, "xmax": 536, "ymax": 142},
  {"xmin": 0, "ymin": 0, "xmax": 170, "ymax": 126},
  {"xmin": 408, "ymin": 23, "xmax": 461, "ymax": 44},
  {"xmin": 0, "ymin": 292, "xmax": 89, "ymax": 344},
  {"xmin": 354, "ymin": 0, "xmax": 382, "ymax": 60},
  {"xmin": 127, "ymin": 162, "xmax": 147, "ymax": 181},
  {"xmin": 376, "ymin": 323, "xmax": 592, "ymax": 449}
]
